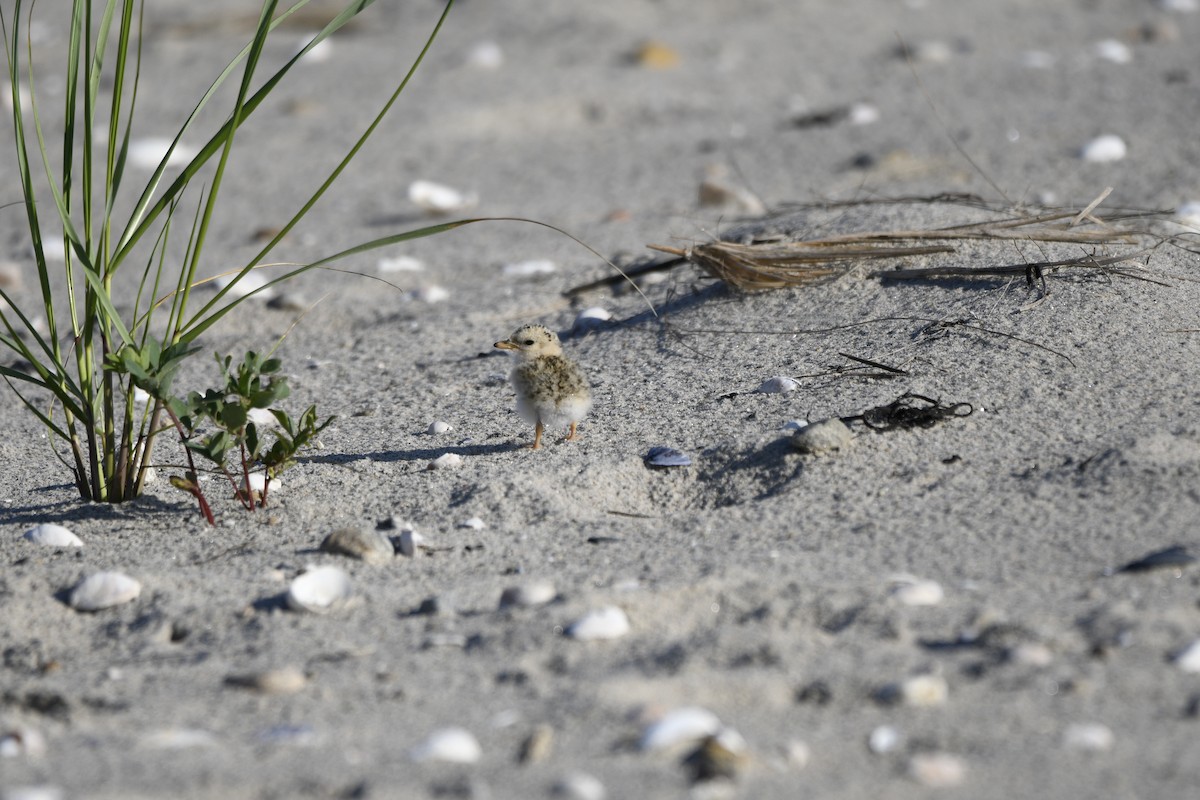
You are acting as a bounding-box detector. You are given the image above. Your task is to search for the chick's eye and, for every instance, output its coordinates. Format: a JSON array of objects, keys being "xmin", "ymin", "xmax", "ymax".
[{"xmin": 523, "ymin": 339, "xmax": 535, "ymax": 346}]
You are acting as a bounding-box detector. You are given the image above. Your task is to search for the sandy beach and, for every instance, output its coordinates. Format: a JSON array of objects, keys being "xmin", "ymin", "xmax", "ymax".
[{"xmin": 3, "ymin": 1, "xmax": 1200, "ymax": 798}]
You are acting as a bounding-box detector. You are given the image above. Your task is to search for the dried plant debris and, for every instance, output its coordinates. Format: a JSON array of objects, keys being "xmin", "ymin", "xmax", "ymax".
[
  {"xmin": 843, "ymin": 393, "xmax": 973, "ymax": 432},
  {"xmin": 619, "ymin": 194, "xmax": 1176, "ymax": 293}
]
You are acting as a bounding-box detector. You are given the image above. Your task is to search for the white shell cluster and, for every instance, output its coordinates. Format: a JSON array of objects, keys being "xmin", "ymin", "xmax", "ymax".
[
  {"xmin": 69, "ymin": 571, "xmax": 141, "ymax": 611},
  {"xmin": 286, "ymin": 566, "xmax": 353, "ymax": 613},
  {"xmin": 566, "ymin": 606, "xmax": 630, "ymax": 641},
  {"xmin": 23, "ymin": 524, "xmax": 82, "ymax": 547}
]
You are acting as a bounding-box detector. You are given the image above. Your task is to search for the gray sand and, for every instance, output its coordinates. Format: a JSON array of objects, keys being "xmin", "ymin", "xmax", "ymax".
[{"xmin": 3, "ymin": 1, "xmax": 1200, "ymax": 798}]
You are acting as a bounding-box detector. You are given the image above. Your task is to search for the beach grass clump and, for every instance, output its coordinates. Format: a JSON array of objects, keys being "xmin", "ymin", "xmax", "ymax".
[{"xmin": 0, "ymin": 0, "xmax": 461, "ymax": 513}]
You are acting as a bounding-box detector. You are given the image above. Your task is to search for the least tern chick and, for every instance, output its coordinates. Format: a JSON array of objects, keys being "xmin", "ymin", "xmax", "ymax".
[{"xmin": 494, "ymin": 324, "xmax": 591, "ymax": 450}]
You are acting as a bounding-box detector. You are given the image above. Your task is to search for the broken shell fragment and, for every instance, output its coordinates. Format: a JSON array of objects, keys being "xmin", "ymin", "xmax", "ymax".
[
  {"xmin": 224, "ymin": 667, "xmax": 308, "ymax": 695},
  {"xmin": 68, "ymin": 571, "xmax": 141, "ymax": 612},
  {"xmin": 639, "ymin": 707, "xmax": 722, "ymax": 752},
  {"xmin": 408, "ymin": 180, "xmax": 477, "ymax": 214},
  {"xmin": 286, "ymin": 566, "xmax": 353, "ymax": 613},
  {"xmin": 22, "ymin": 524, "xmax": 82, "ymax": 548},
  {"xmin": 790, "ymin": 418, "xmax": 852, "ymax": 454},
  {"xmin": 889, "ymin": 576, "xmax": 945, "ymax": 606},
  {"xmin": 499, "ymin": 580, "xmax": 557, "ymax": 609},
  {"xmin": 320, "ymin": 527, "xmax": 394, "ymax": 565}
]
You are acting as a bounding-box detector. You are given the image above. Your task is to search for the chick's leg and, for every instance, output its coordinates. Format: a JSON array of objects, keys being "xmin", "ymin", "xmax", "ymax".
[
  {"xmin": 530, "ymin": 421, "xmax": 544, "ymax": 450},
  {"xmin": 562, "ymin": 422, "xmax": 581, "ymax": 442}
]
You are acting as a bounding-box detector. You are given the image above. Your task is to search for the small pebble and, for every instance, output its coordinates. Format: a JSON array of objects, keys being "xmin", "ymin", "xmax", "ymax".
[
  {"xmin": 498, "ymin": 580, "xmax": 557, "ymax": 609},
  {"xmin": 517, "ymin": 724, "xmax": 554, "ymax": 764},
  {"xmin": 1063, "ymin": 722, "xmax": 1114, "ymax": 752},
  {"xmin": 225, "ymin": 667, "xmax": 308, "ymax": 695},
  {"xmin": 573, "ymin": 307, "xmax": 612, "ymax": 331},
  {"xmin": 899, "ymin": 674, "xmax": 949, "ymax": 707},
  {"xmin": 22, "ymin": 523, "xmax": 82, "ymax": 548},
  {"xmin": 639, "ymin": 707, "xmax": 721, "ymax": 752},
  {"xmin": 319, "ymin": 527, "xmax": 393, "ymax": 565},
  {"xmin": 211, "ymin": 270, "xmax": 275, "ymax": 301},
  {"xmin": 644, "ymin": 446, "xmax": 692, "ymax": 468},
  {"xmin": 410, "ymin": 285, "xmax": 450, "ymax": 303},
  {"xmin": 848, "ymin": 102, "xmax": 880, "ymax": 125},
  {"xmin": 0, "ymin": 261, "xmax": 23, "ymax": 290},
  {"xmin": 1081, "ymin": 134, "xmax": 1127, "ymax": 163},
  {"xmin": 908, "ymin": 752, "xmax": 967, "ymax": 788},
  {"xmin": 790, "ymin": 418, "xmax": 852, "ymax": 454},
  {"xmin": 265, "ymin": 292, "xmax": 308, "ymax": 312},
  {"xmin": 567, "ymin": 606, "xmax": 630, "ymax": 641},
  {"xmin": 409, "ymin": 727, "xmax": 482, "ymax": 764},
  {"xmin": 868, "ymin": 725, "xmax": 901, "ymax": 754},
  {"xmin": 428, "ymin": 420, "xmax": 453, "ymax": 434},
  {"xmin": 0, "ymin": 727, "xmax": 46, "ymax": 758},
  {"xmin": 459, "ymin": 516, "xmax": 486, "ymax": 530},
  {"xmin": 682, "ymin": 731, "xmax": 748, "ymax": 783},
  {"xmin": 632, "ymin": 40, "xmax": 680, "ymax": 69},
  {"xmin": 429, "ymin": 452, "xmax": 463, "ymax": 470},
  {"xmin": 889, "ymin": 577, "xmax": 944, "ymax": 606},
  {"xmin": 502, "ymin": 259, "xmax": 557, "ymax": 277},
  {"xmin": 755, "ymin": 375, "xmax": 798, "ymax": 393},
  {"xmin": 286, "ymin": 566, "xmax": 353, "ymax": 614},
  {"xmin": 550, "ymin": 772, "xmax": 606, "ymax": 800},
  {"xmin": 69, "ymin": 571, "xmax": 141, "ymax": 611},
  {"xmin": 465, "ymin": 40, "xmax": 504, "ymax": 70},
  {"xmin": 1173, "ymin": 639, "xmax": 1200, "ymax": 673},
  {"xmin": 408, "ymin": 180, "xmax": 477, "ymax": 214},
  {"xmin": 784, "ymin": 739, "xmax": 811, "ymax": 769}
]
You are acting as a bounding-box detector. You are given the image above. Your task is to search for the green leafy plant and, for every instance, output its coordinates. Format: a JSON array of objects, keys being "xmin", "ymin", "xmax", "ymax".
[{"xmin": 0, "ymin": 0, "xmax": 465, "ymax": 505}]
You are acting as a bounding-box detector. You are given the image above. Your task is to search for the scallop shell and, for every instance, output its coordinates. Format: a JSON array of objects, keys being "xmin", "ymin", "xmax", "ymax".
[
  {"xmin": 566, "ymin": 606, "xmax": 630, "ymax": 641},
  {"xmin": 427, "ymin": 420, "xmax": 453, "ymax": 434},
  {"xmin": 409, "ymin": 727, "xmax": 482, "ymax": 764},
  {"xmin": 23, "ymin": 523, "xmax": 83, "ymax": 548},
  {"xmin": 69, "ymin": 571, "xmax": 141, "ymax": 611},
  {"xmin": 285, "ymin": 566, "xmax": 353, "ymax": 613}
]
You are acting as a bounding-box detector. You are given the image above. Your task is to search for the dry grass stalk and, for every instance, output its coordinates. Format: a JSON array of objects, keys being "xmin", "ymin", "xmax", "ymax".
[{"xmin": 646, "ymin": 202, "xmax": 1157, "ymax": 292}]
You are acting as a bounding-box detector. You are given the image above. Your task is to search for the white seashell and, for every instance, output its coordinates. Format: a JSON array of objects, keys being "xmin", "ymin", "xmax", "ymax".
[
  {"xmin": 889, "ymin": 577, "xmax": 945, "ymax": 606},
  {"xmin": 427, "ymin": 420, "xmax": 453, "ymax": 434},
  {"xmin": 756, "ymin": 375, "xmax": 798, "ymax": 393},
  {"xmin": 1173, "ymin": 639, "xmax": 1200, "ymax": 672},
  {"xmin": 132, "ymin": 387, "xmax": 151, "ymax": 404},
  {"xmin": 502, "ymin": 259, "xmax": 557, "ymax": 277},
  {"xmin": 459, "ymin": 516, "xmax": 486, "ymax": 530},
  {"xmin": 23, "ymin": 523, "xmax": 82, "ymax": 548},
  {"xmin": 868, "ymin": 725, "xmax": 901, "ymax": 754},
  {"xmin": 785, "ymin": 739, "xmax": 811, "ymax": 769},
  {"xmin": 245, "ymin": 472, "xmax": 281, "ymax": 495},
  {"xmin": 1093, "ymin": 39, "xmax": 1132, "ymax": 64},
  {"xmin": 644, "ymin": 446, "xmax": 692, "ymax": 468},
  {"xmin": 1081, "ymin": 134, "xmax": 1127, "ymax": 163},
  {"xmin": 139, "ymin": 728, "xmax": 219, "ymax": 750},
  {"xmin": 320, "ymin": 527, "xmax": 394, "ymax": 565},
  {"xmin": 397, "ymin": 528, "xmax": 425, "ymax": 557},
  {"xmin": 498, "ymin": 580, "xmax": 557, "ymax": 609},
  {"xmin": 550, "ymin": 772, "xmax": 606, "ymax": 800},
  {"xmin": 910, "ymin": 40, "xmax": 954, "ymax": 63},
  {"xmin": 848, "ymin": 102, "xmax": 880, "ymax": 125},
  {"xmin": 1174, "ymin": 201, "xmax": 1200, "ymax": 229},
  {"xmin": 1009, "ymin": 642, "xmax": 1054, "ymax": 667},
  {"xmin": 408, "ymin": 180, "xmax": 477, "ymax": 214},
  {"xmin": 286, "ymin": 566, "xmax": 353, "ymax": 613},
  {"xmin": 410, "ymin": 285, "xmax": 449, "ymax": 303},
  {"xmin": 466, "ymin": 40, "xmax": 504, "ymax": 70},
  {"xmin": 899, "ymin": 674, "xmax": 949, "ymax": 707},
  {"xmin": 377, "ymin": 255, "xmax": 424, "ymax": 273},
  {"xmin": 247, "ymin": 408, "xmax": 279, "ymax": 429},
  {"xmin": 791, "ymin": 418, "xmax": 852, "ymax": 454},
  {"xmin": 567, "ymin": 606, "xmax": 630, "ymax": 641},
  {"xmin": 573, "ymin": 307, "xmax": 612, "ymax": 331},
  {"xmin": 428, "ymin": 452, "xmax": 463, "ymax": 470},
  {"xmin": 69, "ymin": 571, "xmax": 141, "ymax": 611},
  {"xmin": 0, "ymin": 727, "xmax": 46, "ymax": 758},
  {"xmin": 129, "ymin": 137, "xmax": 197, "ymax": 170},
  {"xmin": 297, "ymin": 35, "xmax": 333, "ymax": 63},
  {"xmin": 409, "ymin": 727, "xmax": 482, "ymax": 764},
  {"xmin": 639, "ymin": 707, "xmax": 722, "ymax": 752},
  {"xmin": 1063, "ymin": 722, "xmax": 1114, "ymax": 751},
  {"xmin": 908, "ymin": 752, "xmax": 967, "ymax": 788}
]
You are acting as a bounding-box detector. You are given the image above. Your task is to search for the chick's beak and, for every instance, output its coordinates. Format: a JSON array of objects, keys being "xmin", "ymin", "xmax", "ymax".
[{"xmin": 494, "ymin": 340, "xmax": 518, "ymax": 351}]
